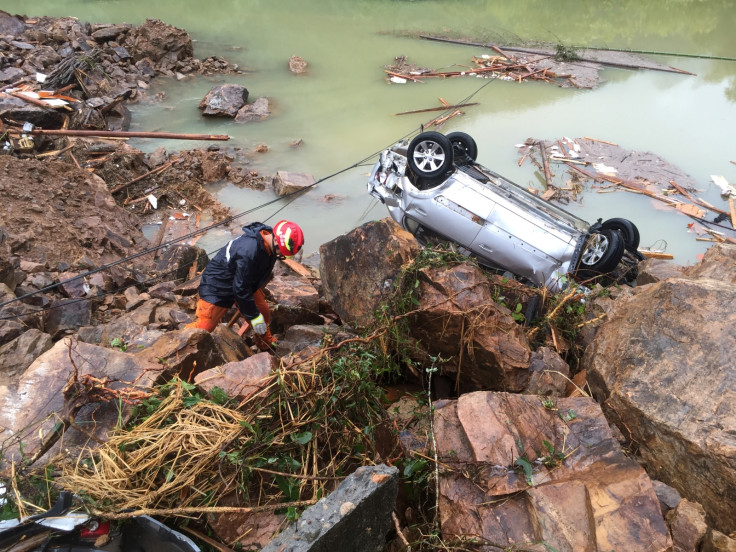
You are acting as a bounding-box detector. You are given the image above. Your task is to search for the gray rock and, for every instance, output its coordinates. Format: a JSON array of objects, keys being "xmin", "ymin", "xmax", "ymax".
[
  {"xmin": 272, "ymin": 171, "xmax": 315, "ymax": 197},
  {"xmin": 234, "ymin": 97, "xmax": 271, "ymax": 122},
  {"xmin": 262, "ymin": 464, "xmax": 399, "ymax": 552},
  {"xmin": 651, "ymin": 479, "xmax": 682, "ymax": 515},
  {"xmin": 45, "ymin": 297, "xmax": 92, "ymax": 338},
  {"xmin": 0, "ymin": 329, "xmax": 53, "ymax": 385},
  {"xmin": 198, "ymin": 84, "xmax": 249, "ymax": 117},
  {"xmin": 0, "ymin": 67, "xmax": 25, "ymax": 83},
  {"xmin": 0, "ymin": 11, "xmax": 26, "ymax": 37}
]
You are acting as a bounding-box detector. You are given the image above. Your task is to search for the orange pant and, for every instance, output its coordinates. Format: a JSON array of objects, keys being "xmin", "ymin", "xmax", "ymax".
[{"xmin": 187, "ymin": 290, "xmax": 275, "ymax": 347}]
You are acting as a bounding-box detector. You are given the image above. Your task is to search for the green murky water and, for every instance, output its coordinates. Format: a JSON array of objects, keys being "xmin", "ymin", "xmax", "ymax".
[{"xmin": 6, "ymin": 0, "xmax": 736, "ymax": 262}]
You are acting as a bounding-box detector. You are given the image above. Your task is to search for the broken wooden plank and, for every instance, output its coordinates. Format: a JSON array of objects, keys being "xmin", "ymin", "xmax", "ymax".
[
  {"xmin": 7, "ymin": 90, "xmax": 51, "ymax": 109},
  {"xmin": 675, "ymin": 203, "xmax": 706, "ymax": 218},
  {"xmin": 670, "ymin": 180, "xmax": 729, "ymax": 216},
  {"xmin": 583, "ymin": 136, "xmax": 618, "ymax": 146},
  {"xmin": 538, "ymin": 141, "xmax": 553, "ymax": 189},
  {"xmin": 639, "ymin": 250, "xmax": 675, "ymax": 260},
  {"xmin": 282, "ymin": 258, "xmax": 313, "ymax": 279}
]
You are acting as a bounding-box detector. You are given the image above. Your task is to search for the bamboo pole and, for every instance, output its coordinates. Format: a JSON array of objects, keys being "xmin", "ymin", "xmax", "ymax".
[
  {"xmin": 28, "ymin": 129, "xmax": 230, "ymax": 141},
  {"xmin": 395, "ymin": 102, "xmax": 478, "ymax": 116}
]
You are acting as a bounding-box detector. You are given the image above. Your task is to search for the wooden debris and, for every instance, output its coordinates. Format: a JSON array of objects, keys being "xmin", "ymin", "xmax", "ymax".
[
  {"xmin": 583, "ymin": 136, "xmax": 618, "ymax": 146},
  {"xmin": 731, "ymin": 198, "xmax": 736, "ymax": 230},
  {"xmin": 28, "ymin": 129, "xmax": 230, "ymax": 141},
  {"xmin": 675, "ymin": 203, "xmax": 706, "ymax": 218},
  {"xmin": 282, "ymin": 258, "xmax": 313, "ymax": 279},
  {"xmin": 538, "ymin": 141, "xmax": 553, "ymax": 189},
  {"xmin": 395, "ymin": 101, "xmax": 478, "ymax": 116},
  {"xmin": 639, "ymin": 250, "xmax": 675, "ymax": 260},
  {"xmin": 7, "ymin": 90, "xmax": 52, "ymax": 109},
  {"xmin": 110, "ymin": 160, "xmax": 174, "ymax": 194}
]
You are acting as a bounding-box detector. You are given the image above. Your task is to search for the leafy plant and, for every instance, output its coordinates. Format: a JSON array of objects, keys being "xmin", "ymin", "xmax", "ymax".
[
  {"xmin": 109, "ymin": 337, "xmax": 127, "ymax": 352},
  {"xmin": 514, "ymin": 456, "xmax": 534, "ymax": 486},
  {"xmin": 540, "ymin": 440, "xmax": 566, "ymax": 468}
]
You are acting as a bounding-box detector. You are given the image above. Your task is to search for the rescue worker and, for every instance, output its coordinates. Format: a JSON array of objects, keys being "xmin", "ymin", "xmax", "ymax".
[{"xmin": 187, "ymin": 220, "xmax": 304, "ymax": 349}]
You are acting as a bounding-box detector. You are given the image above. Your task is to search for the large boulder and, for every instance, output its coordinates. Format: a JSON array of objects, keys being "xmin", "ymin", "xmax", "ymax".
[
  {"xmin": 265, "ymin": 271, "xmax": 322, "ymax": 332},
  {"xmin": 198, "ymin": 84, "xmax": 249, "ymax": 117},
  {"xmin": 319, "ymin": 218, "xmax": 419, "ymax": 328},
  {"xmin": 194, "ymin": 352, "xmax": 276, "ymax": 402},
  {"xmin": 134, "ymin": 327, "xmax": 226, "ymax": 378},
  {"xmin": 271, "ymin": 171, "xmax": 315, "ymax": 197},
  {"xmin": 0, "ymin": 338, "xmax": 162, "ymax": 466},
  {"xmin": 409, "ymin": 263, "xmax": 531, "ymax": 393},
  {"xmin": 584, "ymin": 251, "xmax": 736, "ymax": 534},
  {"xmin": 434, "ymin": 392, "xmax": 671, "ymax": 551}
]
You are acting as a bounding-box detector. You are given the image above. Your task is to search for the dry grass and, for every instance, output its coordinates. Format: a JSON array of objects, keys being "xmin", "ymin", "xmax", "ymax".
[{"xmin": 59, "ymin": 351, "xmax": 389, "ymax": 515}]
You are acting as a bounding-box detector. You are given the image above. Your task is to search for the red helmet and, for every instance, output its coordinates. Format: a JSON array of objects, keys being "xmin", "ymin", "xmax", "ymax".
[{"xmin": 273, "ymin": 220, "xmax": 304, "ymax": 257}]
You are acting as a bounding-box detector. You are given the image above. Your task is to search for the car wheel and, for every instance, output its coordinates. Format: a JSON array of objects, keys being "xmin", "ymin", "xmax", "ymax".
[
  {"xmin": 407, "ymin": 131, "xmax": 454, "ymax": 179},
  {"xmin": 446, "ymin": 131, "xmax": 478, "ymax": 161},
  {"xmin": 600, "ymin": 218, "xmax": 640, "ymax": 251},
  {"xmin": 577, "ymin": 229, "xmax": 625, "ymax": 278}
]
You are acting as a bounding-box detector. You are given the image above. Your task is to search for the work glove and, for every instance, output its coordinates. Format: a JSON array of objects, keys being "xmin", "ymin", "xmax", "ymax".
[{"xmin": 250, "ymin": 313, "xmax": 267, "ymax": 335}]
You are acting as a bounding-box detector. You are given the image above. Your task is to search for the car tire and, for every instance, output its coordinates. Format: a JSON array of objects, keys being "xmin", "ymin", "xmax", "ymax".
[
  {"xmin": 407, "ymin": 131, "xmax": 454, "ymax": 179},
  {"xmin": 446, "ymin": 131, "xmax": 478, "ymax": 161},
  {"xmin": 600, "ymin": 218, "xmax": 640, "ymax": 251},
  {"xmin": 577, "ymin": 228, "xmax": 625, "ymax": 279}
]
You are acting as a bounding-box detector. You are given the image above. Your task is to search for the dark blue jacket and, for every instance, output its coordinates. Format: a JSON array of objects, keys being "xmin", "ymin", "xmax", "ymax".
[{"xmin": 198, "ymin": 222, "xmax": 276, "ymax": 320}]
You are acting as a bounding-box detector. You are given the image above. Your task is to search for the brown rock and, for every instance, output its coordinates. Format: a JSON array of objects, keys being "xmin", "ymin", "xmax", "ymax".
[
  {"xmin": 683, "ymin": 243, "xmax": 736, "ymax": 283},
  {"xmin": 434, "ymin": 392, "xmax": 671, "ymax": 551},
  {"xmin": 288, "ymin": 55, "xmax": 308, "ymax": 74},
  {"xmin": 194, "ymin": 352, "xmax": 276, "ymax": 401},
  {"xmin": 524, "ymin": 346, "xmax": 570, "ymax": 397},
  {"xmin": 703, "ymin": 530, "xmax": 736, "ymax": 552},
  {"xmin": 0, "ymin": 338, "xmax": 161, "ymax": 466},
  {"xmin": 209, "ymin": 509, "xmax": 284, "ymax": 550},
  {"xmin": 585, "ymin": 276, "xmax": 736, "ymax": 534},
  {"xmin": 234, "ymin": 97, "xmax": 271, "ymax": 122},
  {"xmin": 135, "ymin": 327, "xmax": 225, "ymax": 378},
  {"xmin": 125, "ymin": 18, "xmax": 193, "ymax": 65},
  {"xmin": 666, "ymin": 499, "xmax": 708, "ymax": 552},
  {"xmin": 319, "ymin": 218, "xmax": 420, "ymax": 328},
  {"xmin": 271, "ymin": 171, "xmax": 315, "ymax": 197},
  {"xmin": 636, "ymin": 258, "xmax": 686, "ymax": 285},
  {"xmin": 410, "ymin": 263, "xmax": 531, "ymax": 392}
]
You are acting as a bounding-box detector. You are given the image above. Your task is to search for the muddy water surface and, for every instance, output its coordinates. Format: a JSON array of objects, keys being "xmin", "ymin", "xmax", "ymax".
[{"xmin": 7, "ymin": 0, "xmax": 736, "ymax": 263}]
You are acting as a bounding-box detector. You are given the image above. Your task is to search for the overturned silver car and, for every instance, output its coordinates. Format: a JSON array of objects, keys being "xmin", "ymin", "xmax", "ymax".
[{"xmin": 368, "ymin": 131, "xmax": 642, "ymax": 291}]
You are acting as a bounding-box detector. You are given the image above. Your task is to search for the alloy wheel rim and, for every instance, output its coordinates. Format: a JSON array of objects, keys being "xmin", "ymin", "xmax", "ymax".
[
  {"xmin": 581, "ymin": 233, "xmax": 609, "ymax": 265},
  {"xmin": 412, "ymin": 140, "xmax": 445, "ymax": 172}
]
